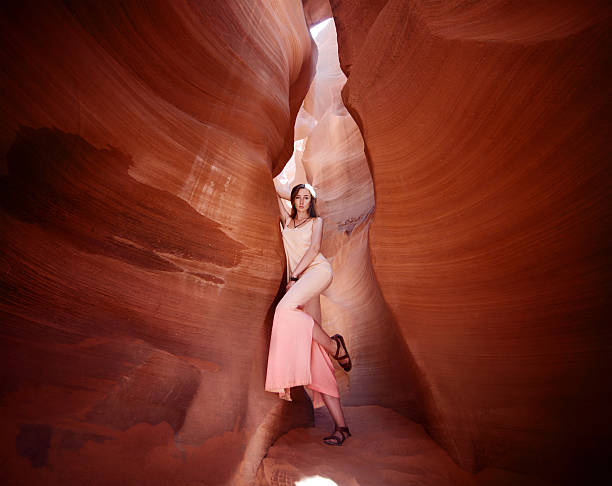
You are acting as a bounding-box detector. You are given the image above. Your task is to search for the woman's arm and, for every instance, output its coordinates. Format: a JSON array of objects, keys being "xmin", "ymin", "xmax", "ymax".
[
  {"xmin": 274, "ymin": 177, "xmax": 292, "ymax": 201},
  {"xmin": 289, "ymin": 217, "xmax": 323, "ymax": 279},
  {"xmin": 277, "ymin": 194, "xmax": 291, "ymax": 227}
]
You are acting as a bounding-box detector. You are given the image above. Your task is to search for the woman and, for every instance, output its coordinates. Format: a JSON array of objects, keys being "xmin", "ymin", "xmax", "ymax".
[{"xmin": 264, "ymin": 182, "xmax": 353, "ymax": 446}]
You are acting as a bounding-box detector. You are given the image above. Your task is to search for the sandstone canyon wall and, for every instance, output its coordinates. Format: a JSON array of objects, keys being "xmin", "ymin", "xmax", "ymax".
[
  {"xmin": 0, "ymin": 1, "xmax": 317, "ymax": 484},
  {"xmin": 1, "ymin": 0, "xmax": 611, "ymax": 485},
  {"xmin": 331, "ymin": 0, "xmax": 612, "ymax": 483}
]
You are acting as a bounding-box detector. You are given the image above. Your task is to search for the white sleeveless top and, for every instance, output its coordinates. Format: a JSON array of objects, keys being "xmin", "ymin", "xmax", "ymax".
[{"xmin": 281, "ymin": 217, "xmax": 331, "ymax": 282}]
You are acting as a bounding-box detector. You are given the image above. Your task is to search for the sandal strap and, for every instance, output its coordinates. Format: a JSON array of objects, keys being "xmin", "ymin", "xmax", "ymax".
[
  {"xmin": 336, "ymin": 426, "xmax": 350, "ymax": 437},
  {"xmin": 323, "ymin": 431, "xmax": 346, "ymax": 444},
  {"xmin": 336, "ymin": 355, "xmax": 352, "ymax": 370},
  {"xmin": 332, "ymin": 335, "xmax": 350, "ymax": 358},
  {"xmin": 331, "ymin": 337, "xmax": 348, "ymax": 361},
  {"xmin": 332, "ymin": 336, "xmax": 341, "ymax": 359},
  {"xmin": 330, "ymin": 336, "xmax": 352, "ymax": 371},
  {"xmin": 324, "ymin": 436, "xmax": 342, "ymax": 445}
]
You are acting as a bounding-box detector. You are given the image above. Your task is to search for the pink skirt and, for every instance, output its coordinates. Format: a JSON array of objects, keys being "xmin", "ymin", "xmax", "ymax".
[{"xmin": 264, "ymin": 263, "xmax": 338, "ymax": 408}]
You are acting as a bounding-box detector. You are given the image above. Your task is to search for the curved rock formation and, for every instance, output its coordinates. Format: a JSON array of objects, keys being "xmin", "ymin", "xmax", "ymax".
[
  {"xmin": 1, "ymin": 1, "xmax": 315, "ymax": 484},
  {"xmin": 2, "ymin": 0, "xmax": 610, "ymax": 484},
  {"xmin": 332, "ymin": 0, "xmax": 612, "ymax": 483},
  {"xmin": 302, "ymin": 0, "xmax": 333, "ymax": 27}
]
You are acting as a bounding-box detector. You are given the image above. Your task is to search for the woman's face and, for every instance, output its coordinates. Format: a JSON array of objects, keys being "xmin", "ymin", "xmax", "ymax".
[{"xmin": 294, "ymin": 188, "xmax": 312, "ymax": 212}]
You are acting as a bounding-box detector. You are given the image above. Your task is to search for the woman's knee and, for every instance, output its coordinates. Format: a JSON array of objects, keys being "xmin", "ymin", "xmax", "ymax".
[{"xmin": 276, "ymin": 299, "xmax": 300, "ymax": 313}]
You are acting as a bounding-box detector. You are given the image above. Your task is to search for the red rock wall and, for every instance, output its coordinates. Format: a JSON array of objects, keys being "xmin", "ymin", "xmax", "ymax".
[
  {"xmin": 2, "ymin": 0, "xmax": 611, "ymax": 484},
  {"xmin": 331, "ymin": 0, "xmax": 612, "ymax": 483},
  {"xmin": 0, "ymin": 1, "xmax": 316, "ymax": 484}
]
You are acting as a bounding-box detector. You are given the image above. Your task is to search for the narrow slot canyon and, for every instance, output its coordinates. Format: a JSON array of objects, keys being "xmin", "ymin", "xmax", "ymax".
[{"xmin": 1, "ymin": 1, "xmax": 610, "ymax": 486}]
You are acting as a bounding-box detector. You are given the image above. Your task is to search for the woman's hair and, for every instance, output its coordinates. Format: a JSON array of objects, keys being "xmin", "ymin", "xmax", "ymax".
[{"xmin": 290, "ymin": 184, "xmax": 317, "ymax": 219}]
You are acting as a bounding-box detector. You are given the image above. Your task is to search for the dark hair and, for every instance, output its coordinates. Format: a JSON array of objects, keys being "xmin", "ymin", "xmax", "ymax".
[{"xmin": 290, "ymin": 184, "xmax": 317, "ymax": 219}]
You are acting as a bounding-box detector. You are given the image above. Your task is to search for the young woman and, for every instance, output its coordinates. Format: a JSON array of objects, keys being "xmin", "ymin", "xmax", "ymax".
[{"xmin": 264, "ymin": 183, "xmax": 353, "ymax": 446}]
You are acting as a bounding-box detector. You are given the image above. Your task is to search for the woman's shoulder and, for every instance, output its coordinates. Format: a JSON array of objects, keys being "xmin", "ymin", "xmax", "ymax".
[{"xmin": 312, "ymin": 216, "xmax": 324, "ymax": 228}]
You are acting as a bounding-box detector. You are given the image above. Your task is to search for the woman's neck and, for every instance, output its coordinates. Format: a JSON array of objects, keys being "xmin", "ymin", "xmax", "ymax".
[{"xmin": 295, "ymin": 211, "xmax": 309, "ymax": 220}]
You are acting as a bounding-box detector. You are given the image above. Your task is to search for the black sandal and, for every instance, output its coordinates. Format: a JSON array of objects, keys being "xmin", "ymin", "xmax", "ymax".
[
  {"xmin": 331, "ymin": 334, "xmax": 352, "ymax": 372},
  {"xmin": 323, "ymin": 425, "xmax": 351, "ymax": 446}
]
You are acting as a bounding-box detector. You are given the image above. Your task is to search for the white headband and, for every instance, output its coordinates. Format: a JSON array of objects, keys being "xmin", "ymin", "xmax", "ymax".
[{"xmin": 303, "ymin": 183, "xmax": 317, "ymax": 198}]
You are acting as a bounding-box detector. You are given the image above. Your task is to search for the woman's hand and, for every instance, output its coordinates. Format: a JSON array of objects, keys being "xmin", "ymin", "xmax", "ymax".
[{"xmin": 274, "ymin": 178, "xmax": 292, "ymax": 201}]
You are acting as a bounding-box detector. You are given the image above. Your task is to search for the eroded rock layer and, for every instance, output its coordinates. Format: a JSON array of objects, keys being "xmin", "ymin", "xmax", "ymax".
[
  {"xmin": 2, "ymin": 0, "xmax": 611, "ymax": 484},
  {"xmin": 1, "ymin": 1, "xmax": 315, "ymax": 484},
  {"xmin": 332, "ymin": 0, "xmax": 612, "ymax": 483}
]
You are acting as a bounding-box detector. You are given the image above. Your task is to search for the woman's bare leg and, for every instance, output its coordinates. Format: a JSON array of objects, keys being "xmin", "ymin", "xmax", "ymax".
[
  {"xmin": 290, "ymin": 283, "xmax": 350, "ymax": 440},
  {"xmin": 321, "ymin": 393, "xmax": 350, "ymax": 444},
  {"xmin": 321, "ymin": 393, "xmax": 346, "ymax": 427},
  {"xmin": 312, "ymin": 319, "xmax": 351, "ymax": 440},
  {"xmin": 311, "ymin": 319, "xmax": 336, "ymax": 354},
  {"xmin": 300, "ymin": 292, "xmax": 349, "ymax": 366},
  {"xmin": 311, "ymin": 320, "xmax": 352, "ymax": 370}
]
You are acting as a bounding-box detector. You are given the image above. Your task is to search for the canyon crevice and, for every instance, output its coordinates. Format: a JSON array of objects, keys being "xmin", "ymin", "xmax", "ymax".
[{"xmin": 1, "ymin": 1, "xmax": 610, "ymax": 485}]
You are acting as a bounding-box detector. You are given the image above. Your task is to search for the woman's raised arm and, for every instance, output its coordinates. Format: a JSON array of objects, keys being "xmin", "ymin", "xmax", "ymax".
[
  {"xmin": 274, "ymin": 177, "xmax": 292, "ymax": 201},
  {"xmin": 277, "ymin": 194, "xmax": 291, "ymax": 226}
]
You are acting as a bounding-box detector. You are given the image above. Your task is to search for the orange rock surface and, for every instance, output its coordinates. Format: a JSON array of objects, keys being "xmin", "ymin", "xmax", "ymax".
[
  {"xmin": 1, "ymin": 0, "xmax": 611, "ymax": 485},
  {"xmin": 1, "ymin": 1, "xmax": 316, "ymax": 485},
  {"xmin": 332, "ymin": 0, "xmax": 612, "ymax": 483}
]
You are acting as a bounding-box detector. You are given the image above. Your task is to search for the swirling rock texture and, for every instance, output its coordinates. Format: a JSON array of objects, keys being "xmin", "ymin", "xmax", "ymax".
[
  {"xmin": 2, "ymin": 0, "xmax": 611, "ymax": 485},
  {"xmin": 1, "ymin": 1, "xmax": 317, "ymax": 485},
  {"xmin": 331, "ymin": 0, "xmax": 612, "ymax": 484}
]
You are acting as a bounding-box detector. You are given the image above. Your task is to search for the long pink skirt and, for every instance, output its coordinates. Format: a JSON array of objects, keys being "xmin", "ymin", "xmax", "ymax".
[{"xmin": 264, "ymin": 262, "xmax": 338, "ymax": 408}]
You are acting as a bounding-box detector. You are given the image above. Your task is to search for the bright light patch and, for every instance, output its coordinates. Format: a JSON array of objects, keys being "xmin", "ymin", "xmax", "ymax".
[
  {"xmin": 295, "ymin": 476, "xmax": 338, "ymax": 486},
  {"xmin": 310, "ymin": 18, "xmax": 332, "ymax": 40}
]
